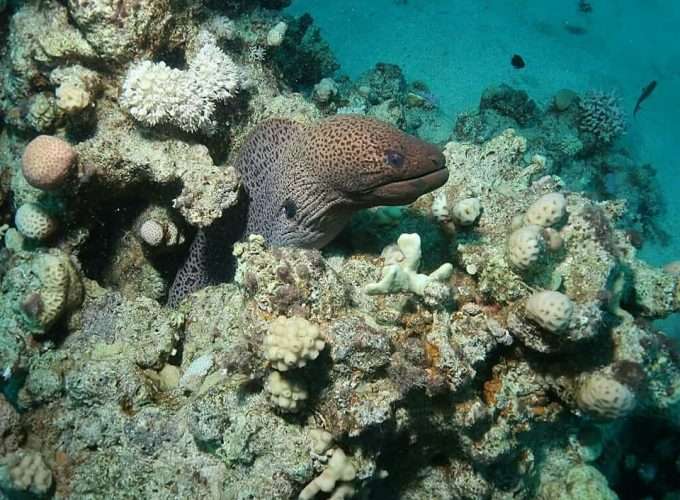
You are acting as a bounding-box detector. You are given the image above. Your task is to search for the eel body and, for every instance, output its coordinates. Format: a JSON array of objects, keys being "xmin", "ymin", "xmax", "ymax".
[{"xmin": 168, "ymin": 115, "xmax": 447, "ymax": 306}]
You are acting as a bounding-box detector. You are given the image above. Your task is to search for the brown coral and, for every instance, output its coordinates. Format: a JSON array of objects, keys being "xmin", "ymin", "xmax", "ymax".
[{"xmin": 22, "ymin": 135, "xmax": 77, "ymax": 191}]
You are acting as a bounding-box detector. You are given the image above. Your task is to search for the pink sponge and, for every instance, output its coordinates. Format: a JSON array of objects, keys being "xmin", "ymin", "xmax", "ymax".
[{"xmin": 22, "ymin": 135, "xmax": 77, "ymax": 191}]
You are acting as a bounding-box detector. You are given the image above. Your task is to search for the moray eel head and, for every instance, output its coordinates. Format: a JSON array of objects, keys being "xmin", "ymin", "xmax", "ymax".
[{"xmin": 302, "ymin": 115, "xmax": 448, "ymax": 206}]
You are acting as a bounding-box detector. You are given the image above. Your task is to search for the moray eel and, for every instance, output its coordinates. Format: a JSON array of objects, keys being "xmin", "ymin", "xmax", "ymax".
[{"xmin": 168, "ymin": 115, "xmax": 447, "ymax": 306}]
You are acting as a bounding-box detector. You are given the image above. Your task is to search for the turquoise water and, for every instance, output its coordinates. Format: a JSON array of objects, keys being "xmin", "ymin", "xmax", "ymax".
[{"xmin": 288, "ymin": 0, "xmax": 680, "ymax": 332}]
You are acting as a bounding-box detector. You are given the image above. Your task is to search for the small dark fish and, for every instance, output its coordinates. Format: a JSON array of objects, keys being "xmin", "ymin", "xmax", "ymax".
[
  {"xmin": 564, "ymin": 23, "xmax": 587, "ymax": 35},
  {"xmin": 634, "ymin": 80, "xmax": 657, "ymax": 115},
  {"xmin": 511, "ymin": 54, "xmax": 525, "ymax": 69},
  {"xmin": 578, "ymin": 0, "xmax": 593, "ymax": 13}
]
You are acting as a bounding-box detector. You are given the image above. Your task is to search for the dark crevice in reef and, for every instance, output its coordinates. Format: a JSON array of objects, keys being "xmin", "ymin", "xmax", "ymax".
[
  {"xmin": 352, "ymin": 393, "xmax": 462, "ymax": 499},
  {"xmin": 78, "ymin": 196, "xmax": 149, "ymax": 281},
  {"xmin": 77, "ymin": 186, "xmax": 189, "ymax": 293},
  {"xmin": 610, "ymin": 417, "xmax": 680, "ymax": 499}
]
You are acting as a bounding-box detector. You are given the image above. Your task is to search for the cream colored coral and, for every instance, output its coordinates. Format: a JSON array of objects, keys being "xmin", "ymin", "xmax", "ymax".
[
  {"xmin": 525, "ymin": 193, "xmax": 567, "ymax": 227},
  {"xmin": 264, "ymin": 316, "xmax": 325, "ymax": 371},
  {"xmin": 0, "ymin": 450, "xmax": 53, "ymax": 497},
  {"xmin": 576, "ymin": 372, "xmax": 636, "ymax": 420},
  {"xmin": 28, "ymin": 252, "xmax": 84, "ymax": 331},
  {"xmin": 452, "ymin": 197, "xmax": 481, "ymax": 226},
  {"xmin": 365, "ymin": 233, "xmax": 453, "ymax": 296},
  {"xmin": 56, "ymin": 81, "xmax": 91, "ymax": 113},
  {"xmin": 4, "ymin": 228, "xmax": 26, "ymax": 252},
  {"xmin": 525, "ymin": 290, "xmax": 573, "ymax": 333},
  {"xmin": 266, "ymin": 371, "xmax": 307, "ymax": 412},
  {"xmin": 138, "ymin": 219, "xmax": 165, "ymax": 247},
  {"xmin": 22, "ymin": 135, "xmax": 77, "ymax": 191},
  {"xmin": 431, "ymin": 191, "xmax": 451, "ymax": 224},
  {"xmin": 266, "ymin": 21, "xmax": 288, "ymax": 47},
  {"xmin": 507, "ymin": 225, "xmax": 544, "ymax": 270},
  {"xmin": 309, "ymin": 428, "xmax": 334, "ymax": 455},
  {"xmin": 299, "ymin": 448, "xmax": 356, "ymax": 500},
  {"xmin": 15, "ymin": 203, "xmax": 58, "ymax": 241},
  {"xmin": 312, "ymin": 78, "xmax": 338, "ymax": 104}
]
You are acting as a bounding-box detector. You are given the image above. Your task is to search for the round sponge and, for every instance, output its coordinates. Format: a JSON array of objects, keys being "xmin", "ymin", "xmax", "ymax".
[
  {"xmin": 576, "ymin": 372, "xmax": 636, "ymax": 420},
  {"xmin": 15, "ymin": 203, "xmax": 58, "ymax": 241},
  {"xmin": 507, "ymin": 225, "xmax": 544, "ymax": 270},
  {"xmin": 22, "ymin": 135, "xmax": 77, "ymax": 191},
  {"xmin": 264, "ymin": 316, "xmax": 325, "ymax": 371},
  {"xmin": 525, "ymin": 290, "xmax": 574, "ymax": 333},
  {"xmin": 525, "ymin": 193, "xmax": 566, "ymax": 227}
]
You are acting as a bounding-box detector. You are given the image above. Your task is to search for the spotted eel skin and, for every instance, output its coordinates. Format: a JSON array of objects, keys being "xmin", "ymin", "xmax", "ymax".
[{"xmin": 168, "ymin": 115, "xmax": 448, "ymax": 306}]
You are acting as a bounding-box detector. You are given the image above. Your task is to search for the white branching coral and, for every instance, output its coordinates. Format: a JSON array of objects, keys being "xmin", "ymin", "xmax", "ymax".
[
  {"xmin": 120, "ymin": 31, "xmax": 242, "ymax": 134},
  {"xmin": 365, "ymin": 233, "xmax": 453, "ymax": 301}
]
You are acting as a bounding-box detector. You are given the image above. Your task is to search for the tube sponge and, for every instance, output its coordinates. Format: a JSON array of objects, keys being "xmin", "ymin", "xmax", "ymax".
[{"xmin": 120, "ymin": 31, "xmax": 242, "ymax": 133}]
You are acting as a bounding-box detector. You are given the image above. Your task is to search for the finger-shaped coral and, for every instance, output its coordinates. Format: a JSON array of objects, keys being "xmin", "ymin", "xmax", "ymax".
[
  {"xmin": 264, "ymin": 316, "xmax": 325, "ymax": 371},
  {"xmin": 365, "ymin": 233, "xmax": 453, "ymax": 298}
]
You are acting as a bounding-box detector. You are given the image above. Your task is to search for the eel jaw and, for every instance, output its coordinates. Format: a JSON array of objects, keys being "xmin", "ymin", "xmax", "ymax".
[
  {"xmin": 354, "ymin": 150, "xmax": 449, "ymax": 205},
  {"xmin": 365, "ymin": 167, "xmax": 449, "ymax": 205}
]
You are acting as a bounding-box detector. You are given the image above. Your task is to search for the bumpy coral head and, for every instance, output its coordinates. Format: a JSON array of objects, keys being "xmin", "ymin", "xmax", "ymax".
[{"xmin": 302, "ymin": 115, "xmax": 448, "ymax": 206}]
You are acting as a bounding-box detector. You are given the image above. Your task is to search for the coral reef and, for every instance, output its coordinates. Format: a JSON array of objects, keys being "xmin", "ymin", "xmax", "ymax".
[
  {"xmin": 453, "ymin": 83, "xmax": 667, "ymax": 244},
  {"xmin": 0, "ymin": 1, "xmax": 679, "ymax": 499}
]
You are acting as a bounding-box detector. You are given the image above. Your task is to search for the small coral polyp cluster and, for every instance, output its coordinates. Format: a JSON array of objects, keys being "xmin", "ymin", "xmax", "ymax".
[{"xmin": 0, "ymin": 1, "xmax": 679, "ymax": 499}]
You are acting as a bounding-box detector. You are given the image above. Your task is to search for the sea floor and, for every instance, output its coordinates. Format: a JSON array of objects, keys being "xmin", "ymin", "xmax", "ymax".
[{"xmin": 288, "ymin": 0, "xmax": 680, "ymax": 332}]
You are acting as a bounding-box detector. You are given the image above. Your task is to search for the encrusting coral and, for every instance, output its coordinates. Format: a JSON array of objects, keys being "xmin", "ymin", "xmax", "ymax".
[{"xmin": 1, "ymin": 0, "xmax": 680, "ymax": 498}]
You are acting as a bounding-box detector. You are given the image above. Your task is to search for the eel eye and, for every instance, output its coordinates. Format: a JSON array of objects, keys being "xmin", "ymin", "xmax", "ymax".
[
  {"xmin": 283, "ymin": 198, "xmax": 297, "ymax": 219},
  {"xmin": 385, "ymin": 150, "xmax": 405, "ymax": 168}
]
